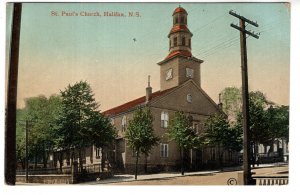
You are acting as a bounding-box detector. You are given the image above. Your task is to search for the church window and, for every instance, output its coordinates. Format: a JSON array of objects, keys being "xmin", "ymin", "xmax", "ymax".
[
  {"xmin": 160, "ymin": 143, "xmax": 169, "ymax": 157},
  {"xmin": 182, "ymin": 37, "xmax": 186, "ymax": 46},
  {"xmin": 180, "ymin": 16, "xmax": 185, "ymax": 23},
  {"xmin": 175, "ymin": 16, "xmax": 179, "ymax": 24},
  {"xmin": 187, "ymin": 94, "xmax": 192, "ymax": 103},
  {"xmin": 161, "ymin": 111, "xmax": 169, "ymax": 128},
  {"xmin": 174, "ymin": 37, "xmax": 177, "ymax": 47},
  {"xmin": 122, "ymin": 116, "xmax": 127, "ymax": 131},
  {"xmin": 96, "ymin": 147, "xmax": 101, "ymax": 159}
]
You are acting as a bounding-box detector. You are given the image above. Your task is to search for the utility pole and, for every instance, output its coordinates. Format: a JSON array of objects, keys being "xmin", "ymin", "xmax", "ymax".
[
  {"xmin": 229, "ymin": 10, "xmax": 259, "ymax": 185},
  {"xmin": 25, "ymin": 120, "xmax": 29, "ymax": 183},
  {"xmin": 5, "ymin": 3, "xmax": 22, "ymax": 185}
]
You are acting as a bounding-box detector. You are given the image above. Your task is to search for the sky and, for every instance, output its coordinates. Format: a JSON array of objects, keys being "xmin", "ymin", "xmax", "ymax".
[{"xmin": 5, "ymin": 2, "xmax": 290, "ymax": 111}]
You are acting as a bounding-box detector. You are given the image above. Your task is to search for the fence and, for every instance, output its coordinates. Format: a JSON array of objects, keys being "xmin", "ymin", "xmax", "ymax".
[
  {"xmin": 16, "ymin": 163, "xmax": 104, "ymax": 175},
  {"xmin": 252, "ymin": 176, "xmax": 288, "ymax": 185}
]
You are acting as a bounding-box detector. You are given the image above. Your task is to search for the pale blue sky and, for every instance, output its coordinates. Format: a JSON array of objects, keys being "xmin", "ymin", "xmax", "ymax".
[{"xmin": 6, "ymin": 2, "xmax": 290, "ymax": 110}]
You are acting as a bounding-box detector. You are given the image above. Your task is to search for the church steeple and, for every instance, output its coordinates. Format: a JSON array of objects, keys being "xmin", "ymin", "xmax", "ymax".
[
  {"xmin": 167, "ymin": 6, "xmax": 192, "ymax": 58},
  {"xmin": 158, "ymin": 7, "xmax": 203, "ymax": 91}
]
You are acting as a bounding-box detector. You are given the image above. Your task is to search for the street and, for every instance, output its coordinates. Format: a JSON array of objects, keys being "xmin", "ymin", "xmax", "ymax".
[{"xmin": 90, "ymin": 164, "xmax": 288, "ymax": 185}]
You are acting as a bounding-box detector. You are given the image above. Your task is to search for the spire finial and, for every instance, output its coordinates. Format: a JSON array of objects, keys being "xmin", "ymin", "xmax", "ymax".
[{"xmin": 179, "ymin": 3, "xmax": 181, "ymax": 7}]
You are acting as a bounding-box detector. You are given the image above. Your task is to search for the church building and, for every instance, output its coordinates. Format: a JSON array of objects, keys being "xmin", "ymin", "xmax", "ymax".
[
  {"xmin": 50, "ymin": 7, "xmax": 239, "ymax": 173},
  {"xmin": 102, "ymin": 7, "xmax": 238, "ymax": 172}
]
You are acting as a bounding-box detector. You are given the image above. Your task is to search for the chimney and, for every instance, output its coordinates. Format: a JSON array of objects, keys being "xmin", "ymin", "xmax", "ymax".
[
  {"xmin": 146, "ymin": 75, "xmax": 152, "ymax": 103},
  {"xmin": 218, "ymin": 93, "xmax": 223, "ymax": 110}
]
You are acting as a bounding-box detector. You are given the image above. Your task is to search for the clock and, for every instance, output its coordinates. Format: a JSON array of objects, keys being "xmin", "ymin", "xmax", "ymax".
[
  {"xmin": 186, "ymin": 68, "xmax": 194, "ymax": 78},
  {"xmin": 166, "ymin": 68, "xmax": 173, "ymax": 80}
]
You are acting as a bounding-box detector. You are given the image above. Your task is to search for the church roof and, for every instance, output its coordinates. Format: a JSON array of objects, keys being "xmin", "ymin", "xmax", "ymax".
[
  {"xmin": 169, "ymin": 25, "xmax": 191, "ymax": 36},
  {"xmin": 103, "ymin": 87, "xmax": 175, "ymax": 117},
  {"xmin": 164, "ymin": 50, "xmax": 192, "ymax": 60},
  {"xmin": 173, "ymin": 7, "xmax": 187, "ymax": 15}
]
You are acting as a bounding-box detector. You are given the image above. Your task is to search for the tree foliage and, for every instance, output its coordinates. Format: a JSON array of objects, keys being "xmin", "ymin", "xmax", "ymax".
[
  {"xmin": 16, "ymin": 95, "xmax": 62, "ymax": 168},
  {"xmin": 167, "ymin": 111, "xmax": 201, "ymax": 175},
  {"xmin": 125, "ymin": 107, "xmax": 159, "ymax": 179},
  {"xmin": 219, "ymin": 87, "xmax": 242, "ymax": 121},
  {"xmin": 203, "ymin": 113, "xmax": 242, "ymax": 166},
  {"xmin": 266, "ymin": 105, "xmax": 289, "ymax": 142},
  {"xmin": 52, "ymin": 81, "xmax": 116, "ymax": 168}
]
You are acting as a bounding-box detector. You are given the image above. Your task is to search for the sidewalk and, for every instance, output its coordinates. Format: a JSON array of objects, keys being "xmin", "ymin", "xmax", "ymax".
[
  {"xmin": 84, "ymin": 170, "xmax": 220, "ymax": 185},
  {"xmin": 83, "ymin": 162, "xmax": 288, "ymax": 185}
]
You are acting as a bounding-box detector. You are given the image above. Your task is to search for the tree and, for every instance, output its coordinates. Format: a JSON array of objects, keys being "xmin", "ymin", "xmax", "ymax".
[
  {"xmin": 53, "ymin": 81, "xmax": 115, "ymax": 170},
  {"xmin": 265, "ymin": 105, "xmax": 289, "ymax": 155},
  {"xmin": 220, "ymin": 87, "xmax": 289, "ymax": 160},
  {"xmin": 219, "ymin": 87, "xmax": 241, "ymax": 122},
  {"xmin": 16, "ymin": 109, "xmax": 26, "ymax": 169},
  {"xmin": 88, "ymin": 111, "xmax": 116, "ymax": 171},
  {"xmin": 203, "ymin": 113, "xmax": 242, "ymax": 168},
  {"xmin": 16, "ymin": 95, "xmax": 62, "ymax": 168},
  {"xmin": 125, "ymin": 107, "xmax": 159, "ymax": 180},
  {"xmin": 167, "ymin": 111, "xmax": 201, "ymax": 175},
  {"xmin": 233, "ymin": 91, "xmax": 274, "ymax": 159}
]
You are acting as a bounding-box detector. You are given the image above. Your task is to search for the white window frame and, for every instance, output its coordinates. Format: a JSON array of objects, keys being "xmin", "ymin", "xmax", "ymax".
[
  {"xmin": 187, "ymin": 94, "xmax": 192, "ymax": 103},
  {"xmin": 161, "ymin": 111, "xmax": 169, "ymax": 128},
  {"xmin": 160, "ymin": 143, "xmax": 169, "ymax": 158},
  {"xmin": 96, "ymin": 147, "xmax": 101, "ymax": 158}
]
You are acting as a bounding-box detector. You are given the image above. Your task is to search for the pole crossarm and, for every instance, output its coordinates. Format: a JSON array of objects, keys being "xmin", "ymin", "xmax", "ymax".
[
  {"xmin": 229, "ymin": 10, "xmax": 259, "ymax": 27},
  {"xmin": 230, "ymin": 24, "xmax": 259, "ymax": 39}
]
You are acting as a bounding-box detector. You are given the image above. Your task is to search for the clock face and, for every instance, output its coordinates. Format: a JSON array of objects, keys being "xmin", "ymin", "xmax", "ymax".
[
  {"xmin": 166, "ymin": 69, "xmax": 173, "ymax": 80},
  {"xmin": 186, "ymin": 68, "xmax": 194, "ymax": 78}
]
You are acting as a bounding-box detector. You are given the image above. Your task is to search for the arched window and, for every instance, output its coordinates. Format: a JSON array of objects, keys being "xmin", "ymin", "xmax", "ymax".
[
  {"xmin": 174, "ymin": 37, "xmax": 177, "ymax": 47},
  {"xmin": 175, "ymin": 16, "xmax": 179, "ymax": 24},
  {"xmin": 187, "ymin": 94, "xmax": 192, "ymax": 103},
  {"xmin": 161, "ymin": 111, "xmax": 169, "ymax": 128},
  {"xmin": 121, "ymin": 115, "xmax": 127, "ymax": 131},
  {"xmin": 182, "ymin": 37, "xmax": 186, "ymax": 46},
  {"xmin": 180, "ymin": 16, "xmax": 184, "ymax": 23}
]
